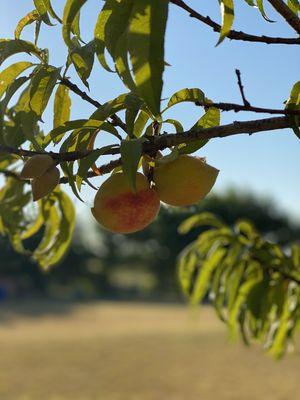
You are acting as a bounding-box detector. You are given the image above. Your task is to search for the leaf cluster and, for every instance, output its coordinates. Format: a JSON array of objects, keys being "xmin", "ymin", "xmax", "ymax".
[{"xmin": 178, "ymin": 212, "xmax": 300, "ymax": 358}]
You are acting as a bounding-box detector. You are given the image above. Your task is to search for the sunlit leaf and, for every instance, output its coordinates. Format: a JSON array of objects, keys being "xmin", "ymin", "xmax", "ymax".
[
  {"xmin": 0, "ymin": 39, "xmax": 47, "ymax": 65},
  {"xmin": 33, "ymin": 190, "xmax": 75, "ymax": 270},
  {"xmin": 164, "ymin": 88, "xmax": 205, "ymax": 111},
  {"xmin": 29, "ymin": 65, "xmax": 61, "ymax": 118},
  {"xmin": 163, "ymin": 119, "xmax": 184, "ymax": 133},
  {"xmin": 180, "ymin": 106, "xmax": 220, "ymax": 154},
  {"xmin": 178, "ymin": 212, "xmax": 224, "ymax": 234},
  {"xmin": 70, "ymin": 40, "xmax": 95, "ymax": 87},
  {"xmin": 53, "ymin": 84, "xmax": 71, "ymax": 129},
  {"xmin": 120, "ymin": 138, "xmax": 143, "ymax": 191},
  {"xmin": 15, "ymin": 10, "xmax": 41, "ymax": 39},
  {"xmin": 217, "ymin": 0, "xmax": 235, "ymax": 45},
  {"xmin": 0, "ymin": 62, "xmax": 33, "ymax": 98},
  {"xmin": 128, "ymin": 0, "xmax": 169, "ymax": 117},
  {"xmin": 34, "ymin": 0, "xmax": 53, "ymax": 25},
  {"xmin": 62, "ymin": 0, "xmax": 88, "ymax": 49},
  {"xmin": 286, "ymin": 81, "xmax": 300, "ymax": 139}
]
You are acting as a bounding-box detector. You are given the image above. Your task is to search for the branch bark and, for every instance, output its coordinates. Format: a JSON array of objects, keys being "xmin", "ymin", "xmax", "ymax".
[
  {"xmin": 195, "ymin": 101, "xmax": 300, "ymax": 115},
  {"xmin": 0, "ymin": 116, "xmax": 297, "ymax": 164},
  {"xmin": 170, "ymin": 0, "xmax": 300, "ymax": 45},
  {"xmin": 267, "ymin": 0, "xmax": 300, "ymax": 34}
]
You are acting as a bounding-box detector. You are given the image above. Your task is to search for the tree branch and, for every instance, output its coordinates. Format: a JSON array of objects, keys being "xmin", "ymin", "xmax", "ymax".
[
  {"xmin": 195, "ymin": 101, "xmax": 300, "ymax": 115},
  {"xmin": 170, "ymin": 0, "xmax": 300, "ymax": 45},
  {"xmin": 143, "ymin": 116, "xmax": 296, "ymax": 152},
  {"xmin": 0, "ymin": 116, "xmax": 297, "ymax": 165},
  {"xmin": 267, "ymin": 0, "xmax": 300, "ymax": 34},
  {"xmin": 0, "ymin": 160, "xmax": 122, "ymax": 185},
  {"xmin": 235, "ymin": 69, "xmax": 250, "ymax": 106},
  {"xmin": 59, "ymin": 78, "xmax": 128, "ymax": 134}
]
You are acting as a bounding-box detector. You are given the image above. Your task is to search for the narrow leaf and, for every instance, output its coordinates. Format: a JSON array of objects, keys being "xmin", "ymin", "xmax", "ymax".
[
  {"xmin": 128, "ymin": 0, "xmax": 169, "ymax": 117},
  {"xmin": 0, "ymin": 39, "xmax": 47, "ymax": 65},
  {"xmin": 15, "ymin": 10, "xmax": 41, "ymax": 39},
  {"xmin": 165, "ymin": 88, "xmax": 205, "ymax": 111},
  {"xmin": 53, "ymin": 84, "xmax": 71, "ymax": 129},
  {"xmin": 217, "ymin": 0, "xmax": 235, "ymax": 45},
  {"xmin": 0, "ymin": 62, "xmax": 33, "ymax": 98},
  {"xmin": 29, "ymin": 65, "xmax": 61, "ymax": 118},
  {"xmin": 62, "ymin": 0, "xmax": 88, "ymax": 49},
  {"xmin": 120, "ymin": 139, "xmax": 143, "ymax": 191}
]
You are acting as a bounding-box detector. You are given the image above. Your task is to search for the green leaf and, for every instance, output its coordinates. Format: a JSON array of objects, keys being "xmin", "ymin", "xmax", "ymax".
[
  {"xmin": 0, "ymin": 77, "xmax": 30, "ymax": 142},
  {"xmin": 70, "ymin": 40, "xmax": 95, "ymax": 87},
  {"xmin": 21, "ymin": 207, "xmax": 44, "ymax": 240},
  {"xmin": 180, "ymin": 106, "xmax": 220, "ymax": 154},
  {"xmin": 179, "ymin": 212, "xmax": 224, "ymax": 234},
  {"xmin": 94, "ymin": 0, "xmax": 133, "ymax": 73},
  {"xmin": 45, "ymin": 119, "xmax": 98, "ymax": 145},
  {"xmin": 0, "ymin": 39, "xmax": 47, "ymax": 66},
  {"xmin": 34, "ymin": 0, "xmax": 54, "ymax": 25},
  {"xmin": 62, "ymin": 0, "xmax": 88, "ymax": 49},
  {"xmin": 286, "ymin": 81, "xmax": 300, "ymax": 139},
  {"xmin": 0, "ymin": 178, "xmax": 31, "ymax": 254},
  {"xmin": 60, "ymin": 134, "xmax": 84, "ymax": 202},
  {"xmin": 43, "ymin": 0, "xmax": 62, "ymax": 22},
  {"xmin": 125, "ymin": 93, "xmax": 144, "ymax": 136},
  {"xmin": 29, "ymin": 65, "xmax": 61, "ymax": 118},
  {"xmin": 53, "ymin": 84, "xmax": 71, "ymax": 129},
  {"xmin": 228, "ymin": 267, "xmax": 262, "ymax": 336},
  {"xmin": 15, "ymin": 10, "xmax": 41, "ymax": 39},
  {"xmin": 120, "ymin": 139, "xmax": 143, "ymax": 191},
  {"xmin": 33, "ymin": 190, "xmax": 75, "ymax": 270},
  {"xmin": 133, "ymin": 109, "xmax": 151, "ymax": 137},
  {"xmin": 164, "ymin": 88, "xmax": 205, "ymax": 111},
  {"xmin": 269, "ymin": 285, "xmax": 299, "ymax": 358},
  {"xmin": 163, "ymin": 118, "xmax": 184, "ymax": 133},
  {"xmin": 128, "ymin": 0, "xmax": 169, "ymax": 117},
  {"xmin": 257, "ymin": 0, "xmax": 275, "ymax": 22},
  {"xmin": 291, "ymin": 245, "xmax": 300, "ymax": 269},
  {"xmin": 288, "ymin": 0, "xmax": 300, "ymax": 15},
  {"xmin": 90, "ymin": 93, "xmax": 128, "ymax": 121},
  {"xmin": 0, "ymin": 62, "xmax": 34, "ymax": 99},
  {"xmin": 77, "ymin": 145, "xmax": 115, "ymax": 189},
  {"xmin": 178, "ymin": 245, "xmax": 199, "ymax": 297},
  {"xmin": 217, "ymin": 0, "xmax": 235, "ymax": 45},
  {"xmin": 191, "ymin": 247, "xmax": 227, "ymax": 305},
  {"xmin": 114, "ymin": 30, "xmax": 136, "ymax": 92}
]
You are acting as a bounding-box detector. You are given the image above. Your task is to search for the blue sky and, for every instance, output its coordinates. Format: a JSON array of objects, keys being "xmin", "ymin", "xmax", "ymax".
[{"xmin": 0, "ymin": 0, "xmax": 299, "ymax": 221}]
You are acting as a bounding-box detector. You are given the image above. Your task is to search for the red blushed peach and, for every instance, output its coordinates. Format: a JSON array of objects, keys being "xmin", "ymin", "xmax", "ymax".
[{"xmin": 91, "ymin": 172, "xmax": 160, "ymax": 234}]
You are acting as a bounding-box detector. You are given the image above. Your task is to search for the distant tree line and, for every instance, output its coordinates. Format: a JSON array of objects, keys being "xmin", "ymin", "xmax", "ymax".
[{"xmin": 0, "ymin": 190, "xmax": 299, "ymax": 301}]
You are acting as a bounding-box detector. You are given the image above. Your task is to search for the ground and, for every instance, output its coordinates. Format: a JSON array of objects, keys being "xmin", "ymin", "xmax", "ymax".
[{"xmin": 0, "ymin": 301, "xmax": 299, "ymax": 400}]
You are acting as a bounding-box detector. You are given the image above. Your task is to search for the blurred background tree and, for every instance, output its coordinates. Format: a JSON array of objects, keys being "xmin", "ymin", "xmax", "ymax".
[{"xmin": 1, "ymin": 190, "xmax": 299, "ymax": 302}]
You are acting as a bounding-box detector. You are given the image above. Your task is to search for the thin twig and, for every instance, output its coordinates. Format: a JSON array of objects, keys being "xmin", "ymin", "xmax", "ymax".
[
  {"xmin": 267, "ymin": 0, "xmax": 300, "ymax": 34},
  {"xmin": 0, "ymin": 159, "xmax": 122, "ymax": 185},
  {"xmin": 59, "ymin": 77, "xmax": 128, "ymax": 134},
  {"xmin": 170, "ymin": 0, "xmax": 300, "ymax": 45},
  {"xmin": 59, "ymin": 159, "xmax": 122, "ymax": 184},
  {"xmin": 235, "ymin": 69, "xmax": 250, "ymax": 107},
  {"xmin": 195, "ymin": 101, "xmax": 300, "ymax": 115}
]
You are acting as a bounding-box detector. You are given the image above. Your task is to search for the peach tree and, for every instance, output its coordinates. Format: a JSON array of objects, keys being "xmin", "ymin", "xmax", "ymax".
[{"xmin": 0, "ymin": 0, "xmax": 299, "ymax": 357}]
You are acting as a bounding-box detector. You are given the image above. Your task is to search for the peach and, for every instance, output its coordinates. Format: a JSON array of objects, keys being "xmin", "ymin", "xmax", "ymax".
[
  {"xmin": 153, "ymin": 154, "xmax": 219, "ymax": 206},
  {"xmin": 91, "ymin": 172, "xmax": 160, "ymax": 234},
  {"xmin": 31, "ymin": 166, "xmax": 60, "ymax": 201},
  {"xmin": 20, "ymin": 154, "xmax": 55, "ymax": 179}
]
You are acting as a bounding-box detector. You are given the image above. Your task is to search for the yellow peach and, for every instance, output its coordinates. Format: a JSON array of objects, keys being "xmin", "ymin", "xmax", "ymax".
[{"xmin": 153, "ymin": 155, "xmax": 219, "ymax": 206}]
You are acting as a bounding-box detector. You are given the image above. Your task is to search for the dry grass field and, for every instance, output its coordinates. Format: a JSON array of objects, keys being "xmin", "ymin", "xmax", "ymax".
[{"xmin": 0, "ymin": 301, "xmax": 299, "ymax": 400}]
